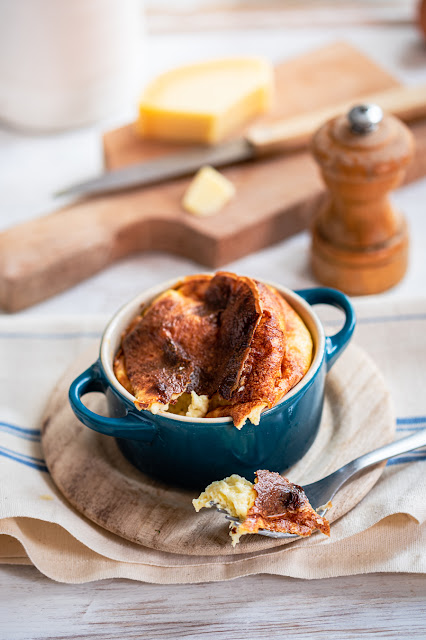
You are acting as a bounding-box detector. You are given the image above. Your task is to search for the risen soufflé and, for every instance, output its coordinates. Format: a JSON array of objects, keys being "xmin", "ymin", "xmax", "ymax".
[{"xmin": 113, "ymin": 271, "xmax": 313, "ymax": 428}]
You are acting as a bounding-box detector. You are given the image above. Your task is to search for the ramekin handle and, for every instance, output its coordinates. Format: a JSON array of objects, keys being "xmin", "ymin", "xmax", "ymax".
[
  {"xmin": 295, "ymin": 287, "xmax": 356, "ymax": 370},
  {"xmin": 68, "ymin": 361, "xmax": 156, "ymax": 442}
]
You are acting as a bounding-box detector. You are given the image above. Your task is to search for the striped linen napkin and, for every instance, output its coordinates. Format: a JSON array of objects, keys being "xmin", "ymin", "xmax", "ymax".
[{"xmin": 0, "ymin": 298, "xmax": 425, "ymax": 583}]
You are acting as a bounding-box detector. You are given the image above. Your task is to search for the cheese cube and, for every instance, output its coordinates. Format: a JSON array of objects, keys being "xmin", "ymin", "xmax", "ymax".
[
  {"xmin": 182, "ymin": 166, "xmax": 236, "ymax": 217},
  {"xmin": 137, "ymin": 57, "xmax": 274, "ymax": 144}
]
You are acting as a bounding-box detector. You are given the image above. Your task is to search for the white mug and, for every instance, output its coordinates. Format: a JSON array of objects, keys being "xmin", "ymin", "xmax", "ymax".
[{"xmin": 0, "ymin": 0, "xmax": 143, "ymax": 131}]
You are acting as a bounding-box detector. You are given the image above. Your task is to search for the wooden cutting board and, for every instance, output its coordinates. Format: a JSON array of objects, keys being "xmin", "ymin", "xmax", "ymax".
[{"xmin": 2, "ymin": 41, "xmax": 425, "ymax": 312}]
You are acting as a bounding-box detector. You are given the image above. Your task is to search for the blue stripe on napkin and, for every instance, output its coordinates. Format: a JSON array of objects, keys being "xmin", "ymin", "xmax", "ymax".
[
  {"xmin": 387, "ymin": 454, "xmax": 426, "ymax": 466},
  {"xmin": 1, "ymin": 415, "xmax": 425, "ymax": 472},
  {"xmin": 0, "ymin": 421, "xmax": 41, "ymax": 442},
  {"xmin": 0, "ymin": 310, "xmax": 423, "ymax": 342},
  {"xmin": 0, "ymin": 444, "xmax": 45, "ymax": 464},
  {"xmin": 324, "ymin": 312, "xmax": 426, "ymax": 328},
  {"xmin": 0, "ymin": 446, "xmax": 48, "ymax": 472},
  {"xmin": 396, "ymin": 417, "xmax": 426, "ymax": 426}
]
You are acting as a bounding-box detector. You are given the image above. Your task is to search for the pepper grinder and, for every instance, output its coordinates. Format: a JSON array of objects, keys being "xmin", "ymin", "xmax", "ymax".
[{"xmin": 310, "ymin": 104, "xmax": 414, "ymax": 295}]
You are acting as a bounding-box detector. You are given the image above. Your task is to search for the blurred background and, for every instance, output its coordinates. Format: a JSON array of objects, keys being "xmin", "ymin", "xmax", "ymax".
[{"xmin": 0, "ymin": 0, "xmax": 425, "ymax": 314}]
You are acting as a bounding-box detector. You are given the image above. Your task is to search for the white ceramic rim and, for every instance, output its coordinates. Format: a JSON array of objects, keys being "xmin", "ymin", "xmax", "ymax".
[{"xmin": 100, "ymin": 276, "xmax": 325, "ymax": 424}]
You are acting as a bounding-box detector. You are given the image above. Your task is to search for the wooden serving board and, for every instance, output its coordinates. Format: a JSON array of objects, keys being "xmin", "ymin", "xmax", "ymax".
[
  {"xmin": 41, "ymin": 342, "xmax": 395, "ymax": 557},
  {"xmin": 2, "ymin": 41, "xmax": 426, "ymax": 312}
]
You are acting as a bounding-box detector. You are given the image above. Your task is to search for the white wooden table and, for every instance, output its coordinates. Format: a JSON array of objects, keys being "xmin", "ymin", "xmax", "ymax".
[
  {"xmin": 1, "ymin": 7, "xmax": 425, "ymax": 639},
  {"xmin": 1, "ymin": 569, "xmax": 425, "ymax": 639}
]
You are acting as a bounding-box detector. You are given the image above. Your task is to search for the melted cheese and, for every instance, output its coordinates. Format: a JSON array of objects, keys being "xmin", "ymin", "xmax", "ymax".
[
  {"xmin": 167, "ymin": 391, "xmax": 209, "ymax": 418},
  {"xmin": 192, "ymin": 474, "xmax": 256, "ymax": 521}
]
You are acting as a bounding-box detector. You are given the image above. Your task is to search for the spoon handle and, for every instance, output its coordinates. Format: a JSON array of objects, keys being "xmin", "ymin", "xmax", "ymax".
[
  {"xmin": 350, "ymin": 428, "xmax": 426, "ymax": 472},
  {"xmin": 304, "ymin": 429, "xmax": 426, "ymax": 507}
]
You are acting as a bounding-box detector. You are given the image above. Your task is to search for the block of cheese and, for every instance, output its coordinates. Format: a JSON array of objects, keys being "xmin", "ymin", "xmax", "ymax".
[
  {"xmin": 182, "ymin": 166, "xmax": 236, "ymax": 216},
  {"xmin": 137, "ymin": 57, "xmax": 274, "ymax": 144}
]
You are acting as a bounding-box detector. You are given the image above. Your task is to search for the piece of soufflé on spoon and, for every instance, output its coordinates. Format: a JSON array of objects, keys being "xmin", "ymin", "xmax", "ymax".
[{"xmin": 193, "ymin": 470, "xmax": 330, "ymax": 545}]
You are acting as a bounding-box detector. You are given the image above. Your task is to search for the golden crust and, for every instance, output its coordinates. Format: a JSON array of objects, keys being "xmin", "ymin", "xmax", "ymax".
[
  {"xmin": 205, "ymin": 282, "xmax": 312, "ymax": 427},
  {"xmin": 113, "ymin": 272, "xmax": 313, "ymax": 428},
  {"xmin": 237, "ymin": 470, "xmax": 330, "ymax": 538}
]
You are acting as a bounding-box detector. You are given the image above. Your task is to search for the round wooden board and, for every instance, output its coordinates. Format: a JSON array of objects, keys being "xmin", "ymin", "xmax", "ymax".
[{"xmin": 41, "ymin": 343, "xmax": 395, "ymax": 556}]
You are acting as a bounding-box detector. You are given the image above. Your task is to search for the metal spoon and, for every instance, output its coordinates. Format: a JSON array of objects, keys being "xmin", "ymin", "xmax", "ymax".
[{"xmin": 217, "ymin": 429, "xmax": 426, "ymax": 539}]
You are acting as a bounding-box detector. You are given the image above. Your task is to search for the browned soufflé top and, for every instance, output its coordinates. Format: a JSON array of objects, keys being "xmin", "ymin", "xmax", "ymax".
[
  {"xmin": 113, "ymin": 272, "xmax": 312, "ymax": 428},
  {"xmin": 240, "ymin": 470, "xmax": 330, "ymax": 537}
]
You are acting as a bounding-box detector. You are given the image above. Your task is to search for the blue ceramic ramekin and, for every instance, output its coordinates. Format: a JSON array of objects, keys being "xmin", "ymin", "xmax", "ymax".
[{"xmin": 69, "ymin": 279, "xmax": 355, "ymax": 489}]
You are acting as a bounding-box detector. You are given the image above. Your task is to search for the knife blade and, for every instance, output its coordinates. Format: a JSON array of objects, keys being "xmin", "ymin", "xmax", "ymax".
[
  {"xmin": 56, "ymin": 139, "xmax": 254, "ymax": 198},
  {"xmin": 56, "ymin": 84, "xmax": 426, "ymax": 198}
]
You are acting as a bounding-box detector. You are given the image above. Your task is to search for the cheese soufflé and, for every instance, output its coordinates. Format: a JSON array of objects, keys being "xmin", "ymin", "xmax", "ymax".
[
  {"xmin": 193, "ymin": 470, "xmax": 330, "ymax": 545},
  {"xmin": 113, "ymin": 272, "xmax": 313, "ymax": 428}
]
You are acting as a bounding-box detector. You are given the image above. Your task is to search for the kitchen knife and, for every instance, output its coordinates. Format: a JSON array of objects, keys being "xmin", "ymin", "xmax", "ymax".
[{"xmin": 57, "ymin": 84, "xmax": 426, "ymax": 198}]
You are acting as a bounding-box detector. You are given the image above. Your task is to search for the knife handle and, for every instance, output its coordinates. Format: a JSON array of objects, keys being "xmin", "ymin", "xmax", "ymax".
[{"xmin": 246, "ymin": 84, "xmax": 426, "ymax": 156}]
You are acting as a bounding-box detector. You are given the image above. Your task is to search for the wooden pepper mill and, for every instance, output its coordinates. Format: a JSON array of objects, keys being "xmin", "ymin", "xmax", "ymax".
[{"xmin": 310, "ymin": 104, "xmax": 414, "ymax": 295}]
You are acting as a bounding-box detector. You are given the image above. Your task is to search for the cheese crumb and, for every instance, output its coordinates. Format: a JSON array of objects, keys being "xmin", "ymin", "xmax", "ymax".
[{"xmin": 182, "ymin": 166, "xmax": 236, "ymax": 217}]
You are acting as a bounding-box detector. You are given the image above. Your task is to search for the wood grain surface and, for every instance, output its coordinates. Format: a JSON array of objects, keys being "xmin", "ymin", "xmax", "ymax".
[
  {"xmin": 0, "ymin": 41, "xmax": 410, "ymax": 312},
  {"xmin": 1, "ymin": 567, "xmax": 425, "ymax": 640},
  {"xmin": 310, "ymin": 111, "xmax": 413, "ymax": 295},
  {"xmin": 41, "ymin": 342, "xmax": 395, "ymax": 557}
]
